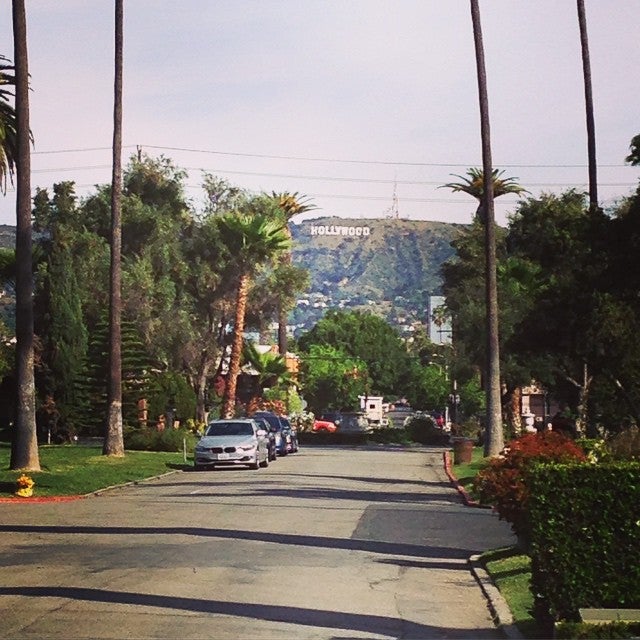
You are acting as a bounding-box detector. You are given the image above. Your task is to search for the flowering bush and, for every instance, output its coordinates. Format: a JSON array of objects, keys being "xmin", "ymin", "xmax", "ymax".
[
  {"xmin": 473, "ymin": 431, "xmax": 586, "ymax": 540},
  {"xmin": 15, "ymin": 474, "xmax": 35, "ymax": 498}
]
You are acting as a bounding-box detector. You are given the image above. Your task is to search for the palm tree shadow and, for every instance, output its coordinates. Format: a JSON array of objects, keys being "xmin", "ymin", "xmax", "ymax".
[{"xmin": 0, "ymin": 585, "xmax": 496, "ymax": 639}]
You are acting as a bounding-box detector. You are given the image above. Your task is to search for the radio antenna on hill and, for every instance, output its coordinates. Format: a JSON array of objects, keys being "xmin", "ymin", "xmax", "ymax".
[{"xmin": 384, "ymin": 180, "xmax": 399, "ymax": 219}]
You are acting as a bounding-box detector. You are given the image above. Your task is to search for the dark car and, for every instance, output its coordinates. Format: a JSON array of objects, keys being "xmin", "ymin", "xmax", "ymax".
[
  {"xmin": 252, "ymin": 416, "xmax": 277, "ymax": 461},
  {"xmin": 279, "ymin": 416, "xmax": 299, "ymax": 453},
  {"xmin": 251, "ymin": 411, "xmax": 289, "ymax": 456}
]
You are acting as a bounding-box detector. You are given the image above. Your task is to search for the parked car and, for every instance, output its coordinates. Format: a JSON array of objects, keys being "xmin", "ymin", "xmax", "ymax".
[
  {"xmin": 313, "ymin": 418, "xmax": 338, "ymax": 433},
  {"xmin": 252, "ymin": 416, "xmax": 277, "ymax": 461},
  {"xmin": 194, "ymin": 419, "xmax": 269, "ymax": 470},
  {"xmin": 319, "ymin": 411, "xmax": 371, "ymax": 433},
  {"xmin": 280, "ymin": 416, "xmax": 299, "ymax": 453},
  {"xmin": 251, "ymin": 411, "xmax": 289, "ymax": 456}
]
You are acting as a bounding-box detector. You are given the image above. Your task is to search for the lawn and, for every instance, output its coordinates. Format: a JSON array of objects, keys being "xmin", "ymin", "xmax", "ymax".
[
  {"xmin": 480, "ymin": 546, "xmax": 538, "ymax": 638},
  {"xmin": 451, "ymin": 445, "xmax": 487, "ymax": 497},
  {"xmin": 0, "ymin": 442, "xmax": 189, "ymax": 498}
]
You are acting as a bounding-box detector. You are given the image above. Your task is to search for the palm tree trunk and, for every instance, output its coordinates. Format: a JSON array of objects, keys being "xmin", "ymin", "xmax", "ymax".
[
  {"xmin": 10, "ymin": 0, "xmax": 40, "ymax": 471},
  {"xmin": 103, "ymin": 0, "xmax": 124, "ymax": 456},
  {"xmin": 470, "ymin": 0, "xmax": 504, "ymax": 457},
  {"xmin": 222, "ymin": 273, "xmax": 249, "ymax": 418},
  {"xmin": 277, "ymin": 228, "xmax": 293, "ymax": 356},
  {"xmin": 577, "ymin": 0, "xmax": 598, "ymax": 212}
]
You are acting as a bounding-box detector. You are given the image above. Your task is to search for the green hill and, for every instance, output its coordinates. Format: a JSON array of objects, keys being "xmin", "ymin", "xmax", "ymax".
[{"xmin": 290, "ymin": 216, "xmax": 465, "ymax": 333}]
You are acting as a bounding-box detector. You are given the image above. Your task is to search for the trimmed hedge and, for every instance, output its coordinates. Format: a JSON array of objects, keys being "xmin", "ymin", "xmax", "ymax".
[{"xmin": 527, "ymin": 462, "xmax": 640, "ymax": 630}]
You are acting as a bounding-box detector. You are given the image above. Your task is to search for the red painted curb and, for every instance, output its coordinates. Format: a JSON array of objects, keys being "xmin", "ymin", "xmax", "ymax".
[
  {"xmin": 443, "ymin": 450, "xmax": 491, "ymax": 509},
  {"xmin": 0, "ymin": 495, "xmax": 87, "ymax": 504}
]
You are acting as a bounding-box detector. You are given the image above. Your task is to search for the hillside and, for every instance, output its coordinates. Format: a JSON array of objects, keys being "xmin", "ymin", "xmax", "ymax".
[{"xmin": 290, "ymin": 216, "xmax": 465, "ymax": 333}]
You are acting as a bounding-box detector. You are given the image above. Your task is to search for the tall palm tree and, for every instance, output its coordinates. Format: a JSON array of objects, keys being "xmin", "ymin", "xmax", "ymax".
[
  {"xmin": 470, "ymin": 0, "xmax": 503, "ymax": 457},
  {"xmin": 0, "ymin": 55, "xmax": 18, "ymax": 194},
  {"xmin": 103, "ymin": 0, "xmax": 124, "ymax": 456},
  {"xmin": 442, "ymin": 168, "xmax": 527, "ymax": 223},
  {"xmin": 271, "ymin": 191, "xmax": 315, "ymax": 355},
  {"xmin": 10, "ymin": 0, "xmax": 40, "ymax": 471},
  {"xmin": 577, "ymin": 0, "xmax": 598, "ymax": 213},
  {"xmin": 218, "ymin": 210, "xmax": 290, "ymax": 418}
]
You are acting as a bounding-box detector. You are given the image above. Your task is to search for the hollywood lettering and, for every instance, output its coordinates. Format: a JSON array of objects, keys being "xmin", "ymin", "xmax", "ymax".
[{"xmin": 310, "ymin": 225, "xmax": 370, "ymax": 237}]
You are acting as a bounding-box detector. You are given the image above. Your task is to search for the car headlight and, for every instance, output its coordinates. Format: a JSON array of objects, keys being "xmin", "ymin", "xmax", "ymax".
[{"xmin": 238, "ymin": 444, "xmax": 257, "ymax": 452}]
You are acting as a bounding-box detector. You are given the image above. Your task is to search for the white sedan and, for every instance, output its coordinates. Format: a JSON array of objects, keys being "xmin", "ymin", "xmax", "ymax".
[{"xmin": 194, "ymin": 419, "xmax": 269, "ymax": 470}]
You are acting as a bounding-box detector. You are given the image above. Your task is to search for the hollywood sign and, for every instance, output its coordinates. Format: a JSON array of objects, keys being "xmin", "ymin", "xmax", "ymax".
[{"xmin": 310, "ymin": 224, "xmax": 371, "ymax": 237}]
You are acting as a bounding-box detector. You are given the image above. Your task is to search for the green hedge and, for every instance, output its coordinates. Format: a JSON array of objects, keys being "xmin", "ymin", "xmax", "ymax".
[
  {"xmin": 124, "ymin": 427, "xmax": 198, "ymax": 453},
  {"xmin": 527, "ymin": 462, "xmax": 640, "ymax": 631}
]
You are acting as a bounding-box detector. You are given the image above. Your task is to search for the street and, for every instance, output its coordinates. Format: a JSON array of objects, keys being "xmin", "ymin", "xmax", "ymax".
[{"xmin": 0, "ymin": 445, "xmax": 514, "ymax": 639}]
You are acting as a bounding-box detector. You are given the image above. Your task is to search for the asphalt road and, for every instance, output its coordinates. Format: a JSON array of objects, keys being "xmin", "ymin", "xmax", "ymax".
[{"xmin": 0, "ymin": 445, "xmax": 514, "ymax": 639}]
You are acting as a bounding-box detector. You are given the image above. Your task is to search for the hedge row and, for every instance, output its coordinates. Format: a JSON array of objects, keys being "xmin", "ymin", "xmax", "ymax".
[{"xmin": 526, "ymin": 462, "xmax": 640, "ymax": 629}]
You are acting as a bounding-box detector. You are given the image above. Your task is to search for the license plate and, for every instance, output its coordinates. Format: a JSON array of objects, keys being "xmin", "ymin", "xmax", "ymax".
[{"xmin": 216, "ymin": 453, "xmax": 230, "ymax": 460}]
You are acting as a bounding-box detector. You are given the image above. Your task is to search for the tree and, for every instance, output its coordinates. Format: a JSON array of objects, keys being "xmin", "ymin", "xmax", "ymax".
[
  {"xmin": 241, "ymin": 341, "xmax": 294, "ymax": 405},
  {"xmin": 270, "ymin": 191, "xmax": 316, "ymax": 355},
  {"xmin": 625, "ymin": 134, "xmax": 640, "ymax": 166},
  {"xmin": 104, "ymin": 0, "xmax": 124, "ymax": 456},
  {"xmin": 441, "ymin": 168, "xmax": 527, "ymax": 223},
  {"xmin": 298, "ymin": 310, "xmax": 414, "ymax": 399},
  {"xmin": 218, "ymin": 207, "xmax": 290, "ymax": 418},
  {"xmin": 470, "ymin": 0, "xmax": 503, "ymax": 456},
  {"xmin": 577, "ymin": 0, "xmax": 598, "ymax": 212},
  {"xmin": 300, "ymin": 344, "xmax": 366, "ymax": 414},
  {"xmin": 10, "ymin": 0, "xmax": 39, "ymax": 471},
  {"xmin": 0, "ymin": 55, "xmax": 17, "ymax": 194}
]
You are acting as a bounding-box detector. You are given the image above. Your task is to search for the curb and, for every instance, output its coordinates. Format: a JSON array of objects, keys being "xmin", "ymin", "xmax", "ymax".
[
  {"xmin": 0, "ymin": 470, "xmax": 180, "ymax": 504},
  {"xmin": 469, "ymin": 554, "xmax": 525, "ymax": 640},
  {"xmin": 442, "ymin": 450, "xmax": 491, "ymax": 508}
]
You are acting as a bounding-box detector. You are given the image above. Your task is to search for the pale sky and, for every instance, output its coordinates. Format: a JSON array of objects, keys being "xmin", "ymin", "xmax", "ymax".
[{"xmin": 1, "ymin": 0, "xmax": 639, "ymax": 227}]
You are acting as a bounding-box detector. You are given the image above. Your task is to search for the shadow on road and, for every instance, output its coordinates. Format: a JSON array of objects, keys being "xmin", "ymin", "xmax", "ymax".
[
  {"xmin": 0, "ymin": 585, "xmax": 498, "ymax": 639},
  {"xmin": 0, "ymin": 523, "xmax": 477, "ymax": 560}
]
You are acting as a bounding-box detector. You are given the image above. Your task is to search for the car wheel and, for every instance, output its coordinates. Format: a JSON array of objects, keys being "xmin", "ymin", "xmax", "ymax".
[
  {"xmin": 249, "ymin": 454, "xmax": 260, "ymax": 470},
  {"xmin": 259, "ymin": 454, "xmax": 269, "ymax": 468}
]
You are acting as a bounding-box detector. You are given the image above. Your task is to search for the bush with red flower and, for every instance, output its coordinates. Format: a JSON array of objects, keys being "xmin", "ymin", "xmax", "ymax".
[{"xmin": 474, "ymin": 431, "xmax": 587, "ymax": 542}]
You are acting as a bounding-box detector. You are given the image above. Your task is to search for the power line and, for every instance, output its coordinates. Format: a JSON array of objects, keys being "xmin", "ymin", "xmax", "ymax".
[{"xmin": 29, "ymin": 143, "xmax": 634, "ymax": 169}]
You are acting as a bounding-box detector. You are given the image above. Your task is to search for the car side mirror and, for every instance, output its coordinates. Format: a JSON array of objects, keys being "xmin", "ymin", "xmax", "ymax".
[{"xmin": 256, "ymin": 429, "xmax": 267, "ymax": 437}]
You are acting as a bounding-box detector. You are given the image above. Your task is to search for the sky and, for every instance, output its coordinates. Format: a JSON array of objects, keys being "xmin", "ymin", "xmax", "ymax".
[{"xmin": 1, "ymin": 0, "xmax": 639, "ymax": 227}]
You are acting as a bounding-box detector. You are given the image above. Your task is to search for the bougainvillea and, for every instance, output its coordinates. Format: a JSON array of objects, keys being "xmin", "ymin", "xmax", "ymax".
[{"xmin": 473, "ymin": 431, "xmax": 586, "ymax": 540}]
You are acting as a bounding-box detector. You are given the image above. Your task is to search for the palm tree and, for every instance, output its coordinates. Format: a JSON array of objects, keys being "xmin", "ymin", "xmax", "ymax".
[
  {"xmin": 242, "ymin": 341, "xmax": 295, "ymax": 402},
  {"xmin": 218, "ymin": 210, "xmax": 290, "ymax": 418},
  {"xmin": 10, "ymin": 0, "xmax": 40, "ymax": 471},
  {"xmin": 270, "ymin": 191, "xmax": 316, "ymax": 355},
  {"xmin": 577, "ymin": 0, "xmax": 598, "ymax": 213},
  {"xmin": 470, "ymin": 0, "xmax": 503, "ymax": 457},
  {"xmin": 103, "ymin": 0, "xmax": 124, "ymax": 456},
  {"xmin": 0, "ymin": 55, "xmax": 18, "ymax": 194},
  {"xmin": 442, "ymin": 168, "xmax": 527, "ymax": 223}
]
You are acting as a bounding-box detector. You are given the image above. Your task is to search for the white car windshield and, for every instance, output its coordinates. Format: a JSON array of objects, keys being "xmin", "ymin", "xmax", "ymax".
[{"xmin": 205, "ymin": 422, "xmax": 254, "ymax": 437}]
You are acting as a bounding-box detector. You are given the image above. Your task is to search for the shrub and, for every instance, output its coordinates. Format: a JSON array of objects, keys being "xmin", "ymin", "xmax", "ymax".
[
  {"xmin": 404, "ymin": 415, "xmax": 449, "ymax": 445},
  {"xmin": 555, "ymin": 621, "xmax": 640, "ymax": 639},
  {"xmin": 527, "ymin": 463, "xmax": 640, "ymax": 630},
  {"xmin": 607, "ymin": 426, "xmax": 640, "ymax": 461},
  {"xmin": 124, "ymin": 427, "xmax": 197, "ymax": 452},
  {"xmin": 473, "ymin": 431, "xmax": 586, "ymax": 541}
]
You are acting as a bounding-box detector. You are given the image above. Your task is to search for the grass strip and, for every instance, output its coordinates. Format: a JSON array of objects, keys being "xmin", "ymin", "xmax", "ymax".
[
  {"xmin": 0, "ymin": 442, "xmax": 188, "ymax": 497},
  {"xmin": 482, "ymin": 546, "xmax": 539, "ymax": 638},
  {"xmin": 451, "ymin": 445, "xmax": 487, "ymax": 497}
]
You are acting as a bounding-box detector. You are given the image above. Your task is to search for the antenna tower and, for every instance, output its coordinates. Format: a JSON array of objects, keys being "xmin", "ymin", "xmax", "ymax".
[{"xmin": 385, "ymin": 180, "xmax": 399, "ymax": 218}]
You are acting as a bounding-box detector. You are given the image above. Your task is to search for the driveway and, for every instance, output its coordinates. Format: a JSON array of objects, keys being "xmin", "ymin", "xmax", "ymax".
[{"xmin": 0, "ymin": 445, "xmax": 514, "ymax": 639}]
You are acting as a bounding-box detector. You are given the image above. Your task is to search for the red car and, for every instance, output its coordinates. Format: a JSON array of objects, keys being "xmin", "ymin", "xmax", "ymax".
[{"xmin": 313, "ymin": 419, "xmax": 338, "ymax": 433}]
